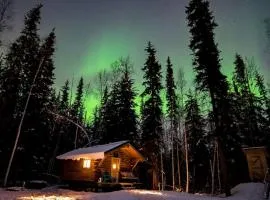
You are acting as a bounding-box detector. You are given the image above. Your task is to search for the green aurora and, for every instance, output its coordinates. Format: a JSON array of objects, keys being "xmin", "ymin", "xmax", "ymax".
[{"xmin": 10, "ymin": 0, "xmax": 269, "ymax": 120}]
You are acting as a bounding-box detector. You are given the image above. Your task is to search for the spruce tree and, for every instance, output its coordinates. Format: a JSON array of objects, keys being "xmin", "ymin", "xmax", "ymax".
[
  {"xmin": 186, "ymin": 0, "xmax": 233, "ymax": 195},
  {"xmin": 90, "ymin": 106, "xmax": 102, "ymax": 145},
  {"xmin": 255, "ymin": 70, "xmax": 270, "ymax": 145},
  {"xmin": 18, "ymin": 5, "xmax": 42, "ymax": 117},
  {"xmin": 0, "ymin": 5, "xmax": 57, "ymax": 175},
  {"xmin": 185, "ymin": 91, "xmax": 209, "ymax": 192},
  {"xmin": 166, "ymin": 57, "xmax": 178, "ymax": 132},
  {"xmin": 72, "ymin": 77, "xmax": 84, "ymax": 119},
  {"xmin": 17, "ymin": 4, "xmax": 42, "ymax": 174},
  {"xmin": 117, "ymin": 59, "xmax": 138, "ymax": 142},
  {"xmin": 141, "ymin": 42, "xmax": 163, "ymax": 189},
  {"xmin": 22, "ymin": 30, "xmax": 55, "ymax": 173},
  {"xmin": 98, "ymin": 86, "xmax": 109, "ymax": 143},
  {"xmin": 98, "ymin": 58, "xmax": 138, "ymax": 144},
  {"xmin": 106, "ymin": 82, "xmax": 120, "ymax": 142},
  {"xmin": 232, "ymin": 54, "xmax": 263, "ymax": 146},
  {"xmin": 71, "ymin": 77, "xmax": 85, "ymax": 148},
  {"xmin": 99, "ymin": 83, "xmax": 120, "ymax": 144},
  {"xmin": 0, "ymin": 5, "xmax": 42, "ymax": 141},
  {"xmin": 60, "ymin": 80, "xmax": 70, "ymax": 114},
  {"xmin": 22, "ymin": 29, "xmax": 56, "ymax": 172},
  {"xmin": 36, "ymin": 30, "xmax": 56, "ymax": 109},
  {"xmin": 58, "ymin": 80, "xmax": 74, "ymax": 153},
  {"xmin": 165, "ymin": 57, "xmax": 178, "ymax": 190}
]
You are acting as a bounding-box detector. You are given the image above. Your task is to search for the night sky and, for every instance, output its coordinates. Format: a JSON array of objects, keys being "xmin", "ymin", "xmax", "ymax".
[{"xmin": 5, "ymin": 0, "xmax": 270, "ymax": 118}]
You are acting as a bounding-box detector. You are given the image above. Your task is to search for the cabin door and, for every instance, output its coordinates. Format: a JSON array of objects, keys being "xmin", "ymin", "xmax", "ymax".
[{"xmin": 111, "ymin": 157, "xmax": 120, "ymax": 182}]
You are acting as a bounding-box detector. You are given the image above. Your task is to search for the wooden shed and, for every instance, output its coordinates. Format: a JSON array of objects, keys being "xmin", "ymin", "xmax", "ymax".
[
  {"xmin": 242, "ymin": 146, "xmax": 269, "ymax": 181},
  {"xmin": 56, "ymin": 141, "xmax": 145, "ymax": 184}
]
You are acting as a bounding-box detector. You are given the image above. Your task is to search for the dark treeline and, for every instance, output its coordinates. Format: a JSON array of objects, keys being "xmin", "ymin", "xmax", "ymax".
[{"xmin": 0, "ymin": 0, "xmax": 270, "ymax": 195}]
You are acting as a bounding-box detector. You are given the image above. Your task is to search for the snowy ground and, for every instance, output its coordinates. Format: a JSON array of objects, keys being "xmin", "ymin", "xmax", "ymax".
[{"xmin": 0, "ymin": 182, "xmax": 265, "ymax": 200}]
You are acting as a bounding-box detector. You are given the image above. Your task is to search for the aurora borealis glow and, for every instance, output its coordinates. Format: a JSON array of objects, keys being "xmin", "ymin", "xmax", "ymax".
[{"xmin": 7, "ymin": 0, "xmax": 270, "ymax": 119}]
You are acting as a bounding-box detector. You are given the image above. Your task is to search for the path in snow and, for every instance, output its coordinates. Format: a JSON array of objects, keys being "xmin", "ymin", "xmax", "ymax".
[{"xmin": 0, "ymin": 182, "xmax": 265, "ymax": 200}]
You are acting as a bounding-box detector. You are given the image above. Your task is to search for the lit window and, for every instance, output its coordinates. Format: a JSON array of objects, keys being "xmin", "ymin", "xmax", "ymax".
[
  {"xmin": 83, "ymin": 159, "xmax": 91, "ymax": 168},
  {"xmin": 112, "ymin": 163, "xmax": 117, "ymax": 169}
]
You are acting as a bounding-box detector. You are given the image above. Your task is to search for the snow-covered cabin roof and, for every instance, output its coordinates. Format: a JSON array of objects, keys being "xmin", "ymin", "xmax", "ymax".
[{"xmin": 56, "ymin": 140, "xmax": 129, "ymax": 160}]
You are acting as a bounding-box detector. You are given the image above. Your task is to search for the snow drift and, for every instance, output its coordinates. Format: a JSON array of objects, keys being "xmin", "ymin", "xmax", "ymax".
[{"xmin": 0, "ymin": 182, "xmax": 264, "ymax": 200}]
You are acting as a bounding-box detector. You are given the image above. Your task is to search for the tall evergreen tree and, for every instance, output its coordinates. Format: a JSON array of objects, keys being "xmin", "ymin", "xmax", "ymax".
[
  {"xmin": 21, "ymin": 29, "xmax": 56, "ymax": 173},
  {"xmin": 0, "ymin": 5, "xmax": 42, "ymax": 140},
  {"xmin": 17, "ymin": 5, "xmax": 42, "ymax": 118},
  {"xmin": 58, "ymin": 80, "xmax": 74, "ymax": 153},
  {"xmin": 71, "ymin": 77, "xmax": 85, "ymax": 148},
  {"xmin": 0, "ymin": 5, "xmax": 57, "ymax": 177},
  {"xmin": 98, "ymin": 58, "xmax": 138, "ymax": 144},
  {"xmin": 103, "ymin": 81, "xmax": 120, "ymax": 143},
  {"xmin": 141, "ymin": 42, "xmax": 163, "ymax": 189},
  {"xmin": 60, "ymin": 80, "xmax": 70, "ymax": 114},
  {"xmin": 184, "ymin": 91, "xmax": 209, "ymax": 192},
  {"xmin": 72, "ymin": 77, "xmax": 84, "ymax": 119},
  {"xmin": 166, "ymin": 57, "xmax": 178, "ymax": 132},
  {"xmin": 165, "ymin": 57, "xmax": 178, "ymax": 190},
  {"xmin": 37, "ymin": 30, "xmax": 56, "ymax": 110},
  {"xmin": 90, "ymin": 106, "xmax": 102, "ymax": 145},
  {"xmin": 255, "ymin": 70, "xmax": 270, "ymax": 145},
  {"xmin": 117, "ymin": 59, "xmax": 138, "ymax": 142},
  {"xmin": 98, "ymin": 86, "xmax": 109, "ymax": 143},
  {"xmin": 232, "ymin": 54, "xmax": 262, "ymax": 146},
  {"xmin": 186, "ymin": 0, "xmax": 236, "ymax": 195}
]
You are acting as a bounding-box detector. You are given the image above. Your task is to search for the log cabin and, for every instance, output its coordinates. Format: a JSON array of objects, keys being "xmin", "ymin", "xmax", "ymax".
[{"xmin": 56, "ymin": 141, "xmax": 146, "ymax": 186}]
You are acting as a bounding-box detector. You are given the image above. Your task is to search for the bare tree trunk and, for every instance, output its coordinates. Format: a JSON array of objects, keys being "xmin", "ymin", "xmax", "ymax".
[
  {"xmin": 211, "ymin": 143, "xmax": 217, "ymax": 195},
  {"xmin": 152, "ymin": 155, "xmax": 159, "ymax": 190},
  {"xmin": 171, "ymin": 127, "xmax": 175, "ymax": 190},
  {"xmin": 217, "ymin": 141, "xmax": 221, "ymax": 192},
  {"xmin": 4, "ymin": 57, "xmax": 45, "ymax": 187},
  {"xmin": 216, "ymin": 137, "xmax": 231, "ymax": 196},
  {"xmin": 209, "ymin": 89, "xmax": 231, "ymax": 197},
  {"xmin": 176, "ymin": 142, "xmax": 181, "ymax": 190},
  {"xmin": 161, "ymin": 150, "xmax": 164, "ymax": 191},
  {"xmin": 185, "ymin": 129, "xmax": 189, "ymax": 193}
]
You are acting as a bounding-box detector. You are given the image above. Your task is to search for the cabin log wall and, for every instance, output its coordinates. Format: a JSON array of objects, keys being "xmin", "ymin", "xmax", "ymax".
[
  {"xmin": 60, "ymin": 159, "xmax": 101, "ymax": 182},
  {"xmin": 99, "ymin": 144, "xmax": 143, "ymax": 174}
]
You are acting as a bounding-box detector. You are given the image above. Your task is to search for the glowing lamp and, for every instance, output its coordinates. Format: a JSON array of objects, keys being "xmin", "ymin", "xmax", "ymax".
[
  {"xmin": 112, "ymin": 163, "xmax": 117, "ymax": 169},
  {"xmin": 83, "ymin": 159, "xmax": 91, "ymax": 168}
]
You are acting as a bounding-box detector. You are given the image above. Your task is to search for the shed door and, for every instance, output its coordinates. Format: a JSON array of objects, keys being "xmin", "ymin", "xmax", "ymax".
[{"xmin": 111, "ymin": 157, "xmax": 120, "ymax": 182}]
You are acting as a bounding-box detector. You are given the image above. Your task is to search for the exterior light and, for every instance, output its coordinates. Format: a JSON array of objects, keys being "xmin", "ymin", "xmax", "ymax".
[
  {"xmin": 112, "ymin": 163, "xmax": 117, "ymax": 169},
  {"xmin": 83, "ymin": 159, "xmax": 91, "ymax": 168}
]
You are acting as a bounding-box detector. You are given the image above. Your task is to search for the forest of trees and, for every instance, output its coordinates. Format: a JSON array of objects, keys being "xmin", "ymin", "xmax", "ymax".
[{"xmin": 0, "ymin": 0, "xmax": 270, "ymax": 196}]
